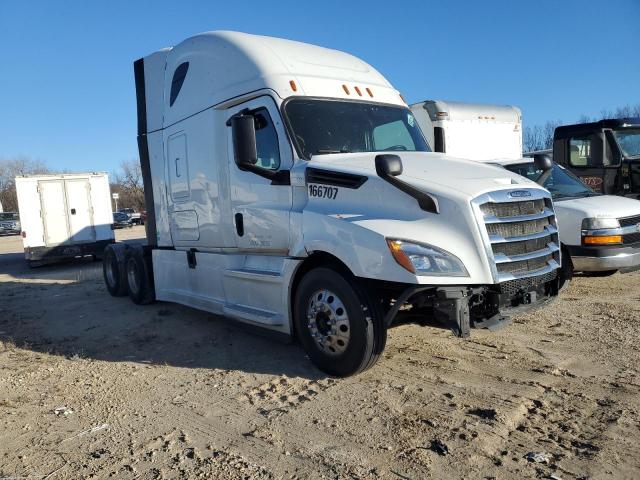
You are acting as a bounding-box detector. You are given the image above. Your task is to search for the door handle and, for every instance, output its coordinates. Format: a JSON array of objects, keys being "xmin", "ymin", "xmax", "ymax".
[{"xmin": 235, "ymin": 213, "xmax": 244, "ymax": 236}]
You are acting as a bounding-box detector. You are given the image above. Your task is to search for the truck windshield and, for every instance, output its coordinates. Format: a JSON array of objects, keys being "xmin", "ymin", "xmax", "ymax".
[
  {"xmin": 505, "ymin": 163, "xmax": 597, "ymax": 200},
  {"xmin": 283, "ymin": 99, "xmax": 430, "ymax": 159},
  {"xmin": 613, "ymin": 129, "xmax": 640, "ymax": 158}
]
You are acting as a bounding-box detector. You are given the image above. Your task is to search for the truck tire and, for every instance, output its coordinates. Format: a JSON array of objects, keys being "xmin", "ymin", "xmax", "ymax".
[
  {"xmin": 293, "ymin": 267, "xmax": 386, "ymax": 377},
  {"xmin": 103, "ymin": 245, "xmax": 128, "ymax": 297},
  {"xmin": 126, "ymin": 248, "xmax": 155, "ymax": 305}
]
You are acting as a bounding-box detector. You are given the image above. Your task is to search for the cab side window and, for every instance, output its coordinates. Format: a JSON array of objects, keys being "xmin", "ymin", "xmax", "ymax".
[
  {"xmin": 254, "ymin": 109, "xmax": 281, "ymax": 170},
  {"xmin": 569, "ymin": 136, "xmax": 595, "ymax": 167}
]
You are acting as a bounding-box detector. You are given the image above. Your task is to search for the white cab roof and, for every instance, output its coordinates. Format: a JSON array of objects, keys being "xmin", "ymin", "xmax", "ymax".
[{"xmin": 145, "ymin": 31, "xmax": 404, "ymax": 129}]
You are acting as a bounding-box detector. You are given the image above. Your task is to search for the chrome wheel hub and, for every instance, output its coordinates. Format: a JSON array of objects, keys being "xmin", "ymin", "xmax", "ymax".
[{"xmin": 306, "ymin": 289, "xmax": 350, "ymax": 355}]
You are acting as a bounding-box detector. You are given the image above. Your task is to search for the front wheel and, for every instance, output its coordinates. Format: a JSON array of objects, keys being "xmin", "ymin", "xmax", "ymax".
[{"xmin": 293, "ymin": 267, "xmax": 386, "ymax": 377}]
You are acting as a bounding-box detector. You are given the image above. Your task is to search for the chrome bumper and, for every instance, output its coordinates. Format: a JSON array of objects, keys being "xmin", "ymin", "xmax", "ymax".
[{"xmin": 572, "ymin": 250, "xmax": 640, "ymax": 271}]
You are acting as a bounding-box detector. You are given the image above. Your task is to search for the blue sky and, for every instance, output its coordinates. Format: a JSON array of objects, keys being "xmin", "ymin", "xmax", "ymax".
[{"xmin": 1, "ymin": 0, "xmax": 638, "ymax": 173}]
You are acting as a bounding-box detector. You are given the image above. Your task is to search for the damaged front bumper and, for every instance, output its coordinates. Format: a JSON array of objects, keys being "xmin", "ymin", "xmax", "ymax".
[{"xmin": 385, "ymin": 269, "xmax": 560, "ymax": 337}]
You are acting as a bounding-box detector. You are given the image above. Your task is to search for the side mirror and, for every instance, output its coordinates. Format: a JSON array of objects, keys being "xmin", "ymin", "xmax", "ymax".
[
  {"xmin": 533, "ymin": 153, "xmax": 553, "ymax": 172},
  {"xmin": 375, "ymin": 154, "xmax": 403, "ymax": 177},
  {"xmin": 231, "ymin": 115, "xmax": 257, "ymax": 167}
]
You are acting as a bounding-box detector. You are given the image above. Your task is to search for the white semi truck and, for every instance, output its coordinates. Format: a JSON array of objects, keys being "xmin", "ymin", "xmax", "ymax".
[
  {"xmin": 411, "ymin": 100, "xmax": 640, "ymax": 278},
  {"xmin": 103, "ymin": 32, "xmax": 561, "ymax": 376},
  {"xmin": 15, "ymin": 173, "xmax": 115, "ymax": 265}
]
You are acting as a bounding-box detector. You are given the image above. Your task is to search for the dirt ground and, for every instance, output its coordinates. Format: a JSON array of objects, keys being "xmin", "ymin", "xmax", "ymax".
[{"xmin": 1, "ymin": 226, "xmax": 639, "ymax": 479}]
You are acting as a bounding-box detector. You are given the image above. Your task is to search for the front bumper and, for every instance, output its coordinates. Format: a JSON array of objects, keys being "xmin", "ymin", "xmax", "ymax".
[
  {"xmin": 386, "ymin": 269, "xmax": 560, "ymax": 337},
  {"xmin": 568, "ymin": 245, "xmax": 640, "ymax": 272}
]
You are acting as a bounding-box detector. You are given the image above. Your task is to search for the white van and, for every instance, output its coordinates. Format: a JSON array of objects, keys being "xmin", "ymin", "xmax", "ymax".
[
  {"xmin": 15, "ymin": 173, "xmax": 115, "ymax": 265},
  {"xmin": 104, "ymin": 32, "xmax": 561, "ymax": 376},
  {"xmin": 411, "ymin": 100, "xmax": 640, "ymax": 278}
]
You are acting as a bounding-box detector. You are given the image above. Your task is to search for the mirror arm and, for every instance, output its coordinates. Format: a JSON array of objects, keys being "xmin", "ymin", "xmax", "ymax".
[{"xmin": 239, "ymin": 163, "xmax": 290, "ymax": 186}]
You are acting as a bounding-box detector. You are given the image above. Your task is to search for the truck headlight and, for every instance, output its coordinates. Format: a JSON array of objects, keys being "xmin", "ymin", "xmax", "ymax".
[
  {"xmin": 581, "ymin": 218, "xmax": 619, "ymax": 230},
  {"xmin": 581, "ymin": 218, "xmax": 622, "ymax": 245},
  {"xmin": 386, "ymin": 239, "xmax": 468, "ymax": 276}
]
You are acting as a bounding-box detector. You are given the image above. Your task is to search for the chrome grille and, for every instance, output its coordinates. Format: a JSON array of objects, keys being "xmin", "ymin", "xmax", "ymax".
[
  {"xmin": 480, "ymin": 199, "xmax": 545, "ymax": 218},
  {"xmin": 619, "ymin": 215, "xmax": 640, "ymax": 228},
  {"xmin": 497, "ymin": 253, "xmax": 554, "ymax": 274},
  {"xmin": 476, "ymin": 191, "xmax": 561, "ymax": 284},
  {"xmin": 486, "ymin": 217, "xmax": 551, "ymax": 238},
  {"xmin": 492, "ymin": 236, "xmax": 550, "ymax": 257}
]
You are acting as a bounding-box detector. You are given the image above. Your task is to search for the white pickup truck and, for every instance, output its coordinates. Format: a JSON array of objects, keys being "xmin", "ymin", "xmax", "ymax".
[
  {"xmin": 411, "ymin": 100, "xmax": 640, "ymax": 279},
  {"xmin": 103, "ymin": 32, "xmax": 562, "ymax": 376}
]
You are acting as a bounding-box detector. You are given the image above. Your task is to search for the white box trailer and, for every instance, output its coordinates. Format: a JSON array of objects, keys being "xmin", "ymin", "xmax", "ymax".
[
  {"xmin": 15, "ymin": 173, "xmax": 115, "ymax": 265},
  {"xmin": 103, "ymin": 31, "xmax": 561, "ymax": 376},
  {"xmin": 411, "ymin": 99, "xmax": 522, "ymax": 161}
]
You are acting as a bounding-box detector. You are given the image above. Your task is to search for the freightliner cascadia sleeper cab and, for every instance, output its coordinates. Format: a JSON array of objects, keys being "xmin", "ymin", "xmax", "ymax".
[{"xmin": 103, "ymin": 31, "xmax": 561, "ymax": 376}]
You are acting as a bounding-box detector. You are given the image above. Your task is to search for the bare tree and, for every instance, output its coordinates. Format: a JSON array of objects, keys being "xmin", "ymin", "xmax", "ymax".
[
  {"xmin": 0, "ymin": 156, "xmax": 49, "ymax": 211},
  {"xmin": 523, "ymin": 120, "xmax": 561, "ymax": 152},
  {"xmin": 112, "ymin": 159, "xmax": 145, "ymax": 211}
]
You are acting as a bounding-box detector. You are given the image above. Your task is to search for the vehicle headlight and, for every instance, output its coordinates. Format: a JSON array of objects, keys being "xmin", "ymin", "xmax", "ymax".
[
  {"xmin": 581, "ymin": 218, "xmax": 619, "ymax": 230},
  {"xmin": 386, "ymin": 239, "xmax": 469, "ymax": 276}
]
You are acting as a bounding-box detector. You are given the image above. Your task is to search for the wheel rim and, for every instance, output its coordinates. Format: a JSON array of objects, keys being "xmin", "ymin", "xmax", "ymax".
[
  {"xmin": 306, "ymin": 289, "xmax": 350, "ymax": 356},
  {"xmin": 127, "ymin": 260, "xmax": 140, "ymax": 294},
  {"xmin": 106, "ymin": 257, "xmax": 117, "ymax": 287}
]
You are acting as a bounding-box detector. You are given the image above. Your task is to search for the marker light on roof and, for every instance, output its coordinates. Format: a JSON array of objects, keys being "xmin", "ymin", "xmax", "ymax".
[
  {"xmin": 342, "ymin": 84, "xmax": 350, "ymax": 95},
  {"xmin": 354, "ymin": 86, "xmax": 362, "ymax": 96},
  {"xmin": 289, "ymin": 80, "xmax": 297, "ymax": 92},
  {"xmin": 366, "ymin": 88, "xmax": 373, "ymax": 97}
]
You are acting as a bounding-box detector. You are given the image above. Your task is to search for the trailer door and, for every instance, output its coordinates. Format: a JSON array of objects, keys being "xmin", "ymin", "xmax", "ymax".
[
  {"xmin": 65, "ymin": 179, "xmax": 96, "ymax": 243},
  {"xmin": 39, "ymin": 180, "xmax": 70, "ymax": 246}
]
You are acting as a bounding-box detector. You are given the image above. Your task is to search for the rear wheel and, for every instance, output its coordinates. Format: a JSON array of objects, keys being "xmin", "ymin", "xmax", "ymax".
[
  {"xmin": 103, "ymin": 245, "xmax": 128, "ymax": 296},
  {"xmin": 126, "ymin": 249, "xmax": 155, "ymax": 305},
  {"xmin": 293, "ymin": 267, "xmax": 386, "ymax": 377}
]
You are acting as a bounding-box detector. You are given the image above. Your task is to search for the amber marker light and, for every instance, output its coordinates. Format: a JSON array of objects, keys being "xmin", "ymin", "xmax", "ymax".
[
  {"xmin": 366, "ymin": 87, "xmax": 373, "ymax": 97},
  {"xmin": 387, "ymin": 239, "xmax": 416, "ymax": 273},
  {"xmin": 289, "ymin": 80, "xmax": 297, "ymax": 92},
  {"xmin": 354, "ymin": 86, "xmax": 362, "ymax": 96},
  {"xmin": 342, "ymin": 84, "xmax": 350, "ymax": 94},
  {"xmin": 583, "ymin": 235, "xmax": 622, "ymax": 245}
]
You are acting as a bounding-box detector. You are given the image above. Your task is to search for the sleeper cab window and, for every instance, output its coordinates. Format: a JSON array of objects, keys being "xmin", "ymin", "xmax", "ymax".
[
  {"xmin": 254, "ymin": 109, "xmax": 281, "ymax": 170},
  {"xmin": 170, "ymin": 62, "xmax": 189, "ymax": 107},
  {"xmin": 568, "ymin": 136, "xmax": 593, "ymax": 167}
]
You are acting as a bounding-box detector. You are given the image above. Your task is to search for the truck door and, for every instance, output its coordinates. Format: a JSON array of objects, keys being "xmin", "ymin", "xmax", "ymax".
[
  {"xmin": 563, "ymin": 132, "xmax": 614, "ymax": 193},
  {"xmin": 39, "ymin": 180, "xmax": 70, "ymax": 246},
  {"xmin": 65, "ymin": 179, "xmax": 96, "ymax": 243},
  {"xmin": 226, "ymin": 96, "xmax": 293, "ymax": 253}
]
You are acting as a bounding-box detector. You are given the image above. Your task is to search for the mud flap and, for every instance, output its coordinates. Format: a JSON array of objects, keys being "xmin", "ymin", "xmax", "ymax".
[{"xmin": 433, "ymin": 289, "xmax": 471, "ymax": 338}]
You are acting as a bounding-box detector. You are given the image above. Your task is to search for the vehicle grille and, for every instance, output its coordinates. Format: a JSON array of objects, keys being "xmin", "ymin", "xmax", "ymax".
[
  {"xmin": 497, "ymin": 253, "xmax": 554, "ymax": 274},
  {"xmin": 497, "ymin": 270, "xmax": 558, "ymax": 296},
  {"xmin": 619, "ymin": 215, "xmax": 640, "ymax": 228},
  {"xmin": 623, "ymin": 232, "xmax": 640, "ymax": 245},
  {"xmin": 478, "ymin": 194, "xmax": 560, "ymax": 283},
  {"xmin": 486, "ymin": 217, "xmax": 551, "ymax": 239},
  {"xmin": 481, "ymin": 199, "xmax": 545, "ymax": 218}
]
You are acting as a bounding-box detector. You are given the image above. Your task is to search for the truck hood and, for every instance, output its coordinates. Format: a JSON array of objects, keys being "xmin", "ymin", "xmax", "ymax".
[
  {"xmin": 307, "ymin": 151, "xmax": 536, "ymax": 199},
  {"xmin": 554, "ymin": 194, "xmax": 640, "ymax": 219}
]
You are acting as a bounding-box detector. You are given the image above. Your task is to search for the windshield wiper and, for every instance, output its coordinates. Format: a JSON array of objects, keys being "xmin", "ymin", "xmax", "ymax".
[{"xmin": 315, "ymin": 149, "xmax": 351, "ymax": 154}]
